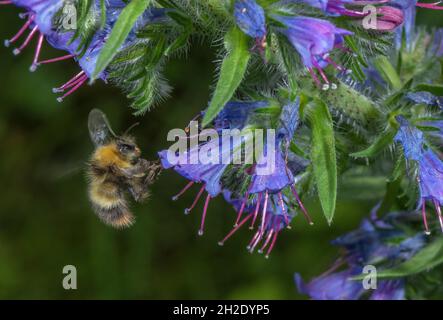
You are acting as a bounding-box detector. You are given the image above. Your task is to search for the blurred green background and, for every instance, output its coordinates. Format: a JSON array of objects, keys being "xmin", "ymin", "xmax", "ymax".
[{"xmin": 0, "ymin": 6, "xmax": 441, "ymax": 299}]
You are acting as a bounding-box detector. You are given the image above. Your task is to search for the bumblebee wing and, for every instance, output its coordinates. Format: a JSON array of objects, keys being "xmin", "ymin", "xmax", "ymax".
[{"xmin": 88, "ymin": 109, "xmax": 116, "ymax": 146}]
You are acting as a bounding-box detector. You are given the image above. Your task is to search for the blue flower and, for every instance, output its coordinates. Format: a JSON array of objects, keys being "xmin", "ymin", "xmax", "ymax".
[
  {"xmin": 273, "ymin": 15, "xmax": 352, "ymax": 89},
  {"xmin": 418, "ymin": 150, "xmax": 443, "ymax": 232},
  {"xmin": 3, "ymin": 0, "xmax": 168, "ymax": 101},
  {"xmin": 394, "ymin": 117, "xmax": 443, "ymax": 234},
  {"xmin": 159, "ymin": 98, "xmax": 312, "ymax": 255},
  {"xmin": 234, "ymin": 0, "xmax": 266, "ymax": 39},
  {"xmin": 394, "ymin": 116, "xmax": 424, "ymax": 161},
  {"xmin": 294, "ymin": 0, "xmax": 367, "ymax": 17},
  {"xmin": 295, "ymin": 211, "xmax": 426, "ymax": 300},
  {"xmin": 216, "ymin": 98, "xmax": 313, "ymax": 257},
  {"xmin": 391, "ymin": 0, "xmax": 443, "ymax": 49},
  {"xmin": 406, "ymin": 92, "xmax": 442, "ymax": 108},
  {"xmin": 234, "ymin": 0, "xmax": 267, "ymax": 53},
  {"xmin": 219, "ymin": 191, "xmax": 297, "ymax": 258},
  {"xmin": 158, "ymin": 100, "xmax": 268, "ymax": 236}
]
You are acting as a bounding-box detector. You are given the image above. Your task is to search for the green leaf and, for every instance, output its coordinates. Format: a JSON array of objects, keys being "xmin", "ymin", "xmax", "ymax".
[
  {"xmin": 92, "ymin": 0, "xmax": 151, "ymax": 80},
  {"xmin": 353, "ymin": 238, "xmax": 443, "ymax": 280},
  {"xmin": 350, "ymin": 126, "xmax": 398, "ymax": 158},
  {"xmin": 309, "ymin": 99, "xmax": 337, "ymax": 224},
  {"xmin": 373, "ymin": 55, "xmax": 402, "ymax": 91},
  {"xmin": 201, "ymin": 27, "xmax": 251, "ymax": 127}
]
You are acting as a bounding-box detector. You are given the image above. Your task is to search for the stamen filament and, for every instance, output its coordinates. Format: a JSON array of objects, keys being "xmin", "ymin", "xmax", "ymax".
[
  {"xmin": 260, "ymin": 190, "xmax": 269, "ymax": 232},
  {"xmin": 53, "ymin": 71, "xmax": 86, "ymax": 92},
  {"xmin": 234, "ymin": 192, "xmax": 249, "ymax": 227},
  {"xmin": 250, "ymin": 193, "xmax": 262, "ymax": 229},
  {"xmin": 4, "ymin": 15, "xmax": 34, "ymax": 47},
  {"xmin": 184, "ymin": 184, "xmax": 205, "ymax": 214},
  {"xmin": 258, "ymin": 229, "xmax": 274, "ymax": 254},
  {"xmin": 198, "ymin": 194, "xmax": 211, "ymax": 236},
  {"xmin": 290, "ymin": 185, "xmax": 314, "ymax": 225},
  {"xmin": 278, "ymin": 192, "xmax": 290, "ymax": 228},
  {"xmin": 422, "ymin": 201, "xmax": 431, "ymax": 235},
  {"xmin": 218, "ymin": 214, "xmax": 252, "ymax": 246},
  {"xmin": 56, "ymin": 75, "xmax": 88, "ymax": 102},
  {"xmin": 434, "ymin": 200, "xmax": 443, "ymax": 233},
  {"xmin": 172, "ymin": 181, "xmax": 194, "ymax": 201},
  {"xmin": 30, "ymin": 33, "xmax": 44, "ymax": 72},
  {"xmin": 13, "ymin": 25, "xmax": 38, "ymax": 55},
  {"xmin": 265, "ymin": 231, "xmax": 279, "ymax": 259},
  {"xmin": 39, "ymin": 54, "xmax": 75, "ymax": 65}
]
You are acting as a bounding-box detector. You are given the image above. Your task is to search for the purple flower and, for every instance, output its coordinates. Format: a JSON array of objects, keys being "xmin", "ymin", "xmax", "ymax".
[
  {"xmin": 394, "ymin": 117, "xmax": 443, "ymax": 234},
  {"xmin": 158, "ymin": 100, "xmax": 268, "ymax": 236},
  {"xmin": 215, "ymin": 99, "xmax": 314, "ymax": 257},
  {"xmin": 273, "ymin": 15, "xmax": 352, "ymax": 89},
  {"xmin": 394, "ymin": 116, "xmax": 424, "ymax": 161},
  {"xmin": 219, "ymin": 191, "xmax": 297, "ymax": 257},
  {"xmin": 391, "ymin": 0, "xmax": 443, "ymax": 48},
  {"xmin": 406, "ymin": 92, "xmax": 442, "ymax": 108},
  {"xmin": 159, "ymin": 98, "xmax": 312, "ymax": 256},
  {"xmin": 418, "ymin": 150, "xmax": 443, "ymax": 233},
  {"xmin": 295, "ymin": 268, "xmax": 364, "ymax": 300},
  {"xmin": 295, "ymin": 211, "xmax": 425, "ymax": 300},
  {"xmin": 294, "ymin": 0, "xmax": 372, "ymax": 17},
  {"xmin": 234, "ymin": 0, "xmax": 266, "ymax": 40},
  {"xmin": 2, "ymin": 0, "xmax": 167, "ymax": 101}
]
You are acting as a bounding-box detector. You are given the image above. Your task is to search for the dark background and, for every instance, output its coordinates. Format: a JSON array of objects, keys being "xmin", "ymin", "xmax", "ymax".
[{"xmin": 0, "ymin": 6, "xmax": 441, "ymax": 299}]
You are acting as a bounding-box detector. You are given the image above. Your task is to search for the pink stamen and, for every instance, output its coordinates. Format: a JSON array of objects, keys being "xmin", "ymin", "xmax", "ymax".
[
  {"xmin": 291, "ymin": 185, "xmax": 314, "ymax": 225},
  {"xmin": 422, "ymin": 202, "xmax": 431, "ymax": 235},
  {"xmin": 246, "ymin": 230, "xmax": 261, "ymax": 250},
  {"xmin": 218, "ymin": 214, "xmax": 252, "ymax": 246},
  {"xmin": 434, "ymin": 200, "xmax": 443, "ymax": 233},
  {"xmin": 184, "ymin": 184, "xmax": 205, "ymax": 214},
  {"xmin": 260, "ymin": 190, "xmax": 269, "ymax": 232},
  {"xmin": 39, "ymin": 54, "xmax": 75, "ymax": 65},
  {"xmin": 250, "ymin": 193, "xmax": 262, "ymax": 229},
  {"xmin": 278, "ymin": 192, "xmax": 290, "ymax": 228},
  {"xmin": 198, "ymin": 194, "xmax": 211, "ymax": 236},
  {"xmin": 265, "ymin": 231, "xmax": 279, "ymax": 259},
  {"xmin": 249, "ymin": 230, "xmax": 264, "ymax": 253},
  {"xmin": 13, "ymin": 25, "xmax": 38, "ymax": 55},
  {"xmin": 308, "ymin": 68, "xmax": 321, "ymax": 87},
  {"xmin": 234, "ymin": 193, "xmax": 249, "ymax": 227},
  {"xmin": 258, "ymin": 229, "xmax": 274, "ymax": 254},
  {"xmin": 172, "ymin": 181, "xmax": 194, "ymax": 201},
  {"xmin": 55, "ymin": 74, "xmax": 87, "ymax": 93},
  {"xmin": 416, "ymin": 2, "xmax": 443, "ymax": 10},
  {"xmin": 4, "ymin": 15, "xmax": 34, "ymax": 47},
  {"xmin": 324, "ymin": 56, "xmax": 344, "ymax": 71},
  {"xmin": 53, "ymin": 71, "xmax": 86, "ymax": 92},
  {"xmin": 312, "ymin": 58, "xmax": 330, "ymax": 84},
  {"xmin": 30, "ymin": 33, "xmax": 44, "ymax": 72},
  {"xmin": 56, "ymin": 75, "xmax": 88, "ymax": 102}
]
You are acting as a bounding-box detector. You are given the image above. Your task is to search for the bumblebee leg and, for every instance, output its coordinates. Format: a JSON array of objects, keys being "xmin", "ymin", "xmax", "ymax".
[{"xmin": 127, "ymin": 178, "xmax": 149, "ymax": 202}]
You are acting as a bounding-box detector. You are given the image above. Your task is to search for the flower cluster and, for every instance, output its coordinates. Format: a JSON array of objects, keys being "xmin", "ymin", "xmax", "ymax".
[
  {"xmin": 2, "ymin": 0, "xmax": 166, "ymax": 101},
  {"xmin": 1, "ymin": 0, "xmax": 443, "ymax": 271},
  {"xmin": 394, "ymin": 117, "xmax": 443, "ymax": 235},
  {"xmin": 296, "ymin": 209, "xmax": 427, "ymax": 300},
  {"xmin": 159, "ymin": 98, "xmax": 313, "ymax": 258}
]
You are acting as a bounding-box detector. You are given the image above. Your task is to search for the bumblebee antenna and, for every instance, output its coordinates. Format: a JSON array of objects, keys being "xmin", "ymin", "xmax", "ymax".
[{"xmin": 123, "ymin": 122, "xmax": 140, "ymax": 136}]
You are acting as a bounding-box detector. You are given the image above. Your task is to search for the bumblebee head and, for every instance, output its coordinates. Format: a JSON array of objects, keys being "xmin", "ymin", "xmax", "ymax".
[{"xmin": 116, "ymin": 137, "xmax": 141, "ymax": 165}]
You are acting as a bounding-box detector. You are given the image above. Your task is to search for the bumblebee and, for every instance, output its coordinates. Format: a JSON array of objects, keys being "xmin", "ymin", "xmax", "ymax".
[{"xmin": 87, "ymin": 109, "xmax": 161, "ymax": 228}]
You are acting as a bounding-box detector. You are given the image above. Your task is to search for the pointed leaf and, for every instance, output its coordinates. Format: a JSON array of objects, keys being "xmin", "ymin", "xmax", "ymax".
[
  {"xmin": 202, "ymin": 27, "xmax": 251, "ymax": 127},
  {"xmin": 92, "ymin": 0, "xmax": 151, "ymax": 80},
  {"xmin": 309, "ymin": 99, "xmax": 337, "ymax": 224}
]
